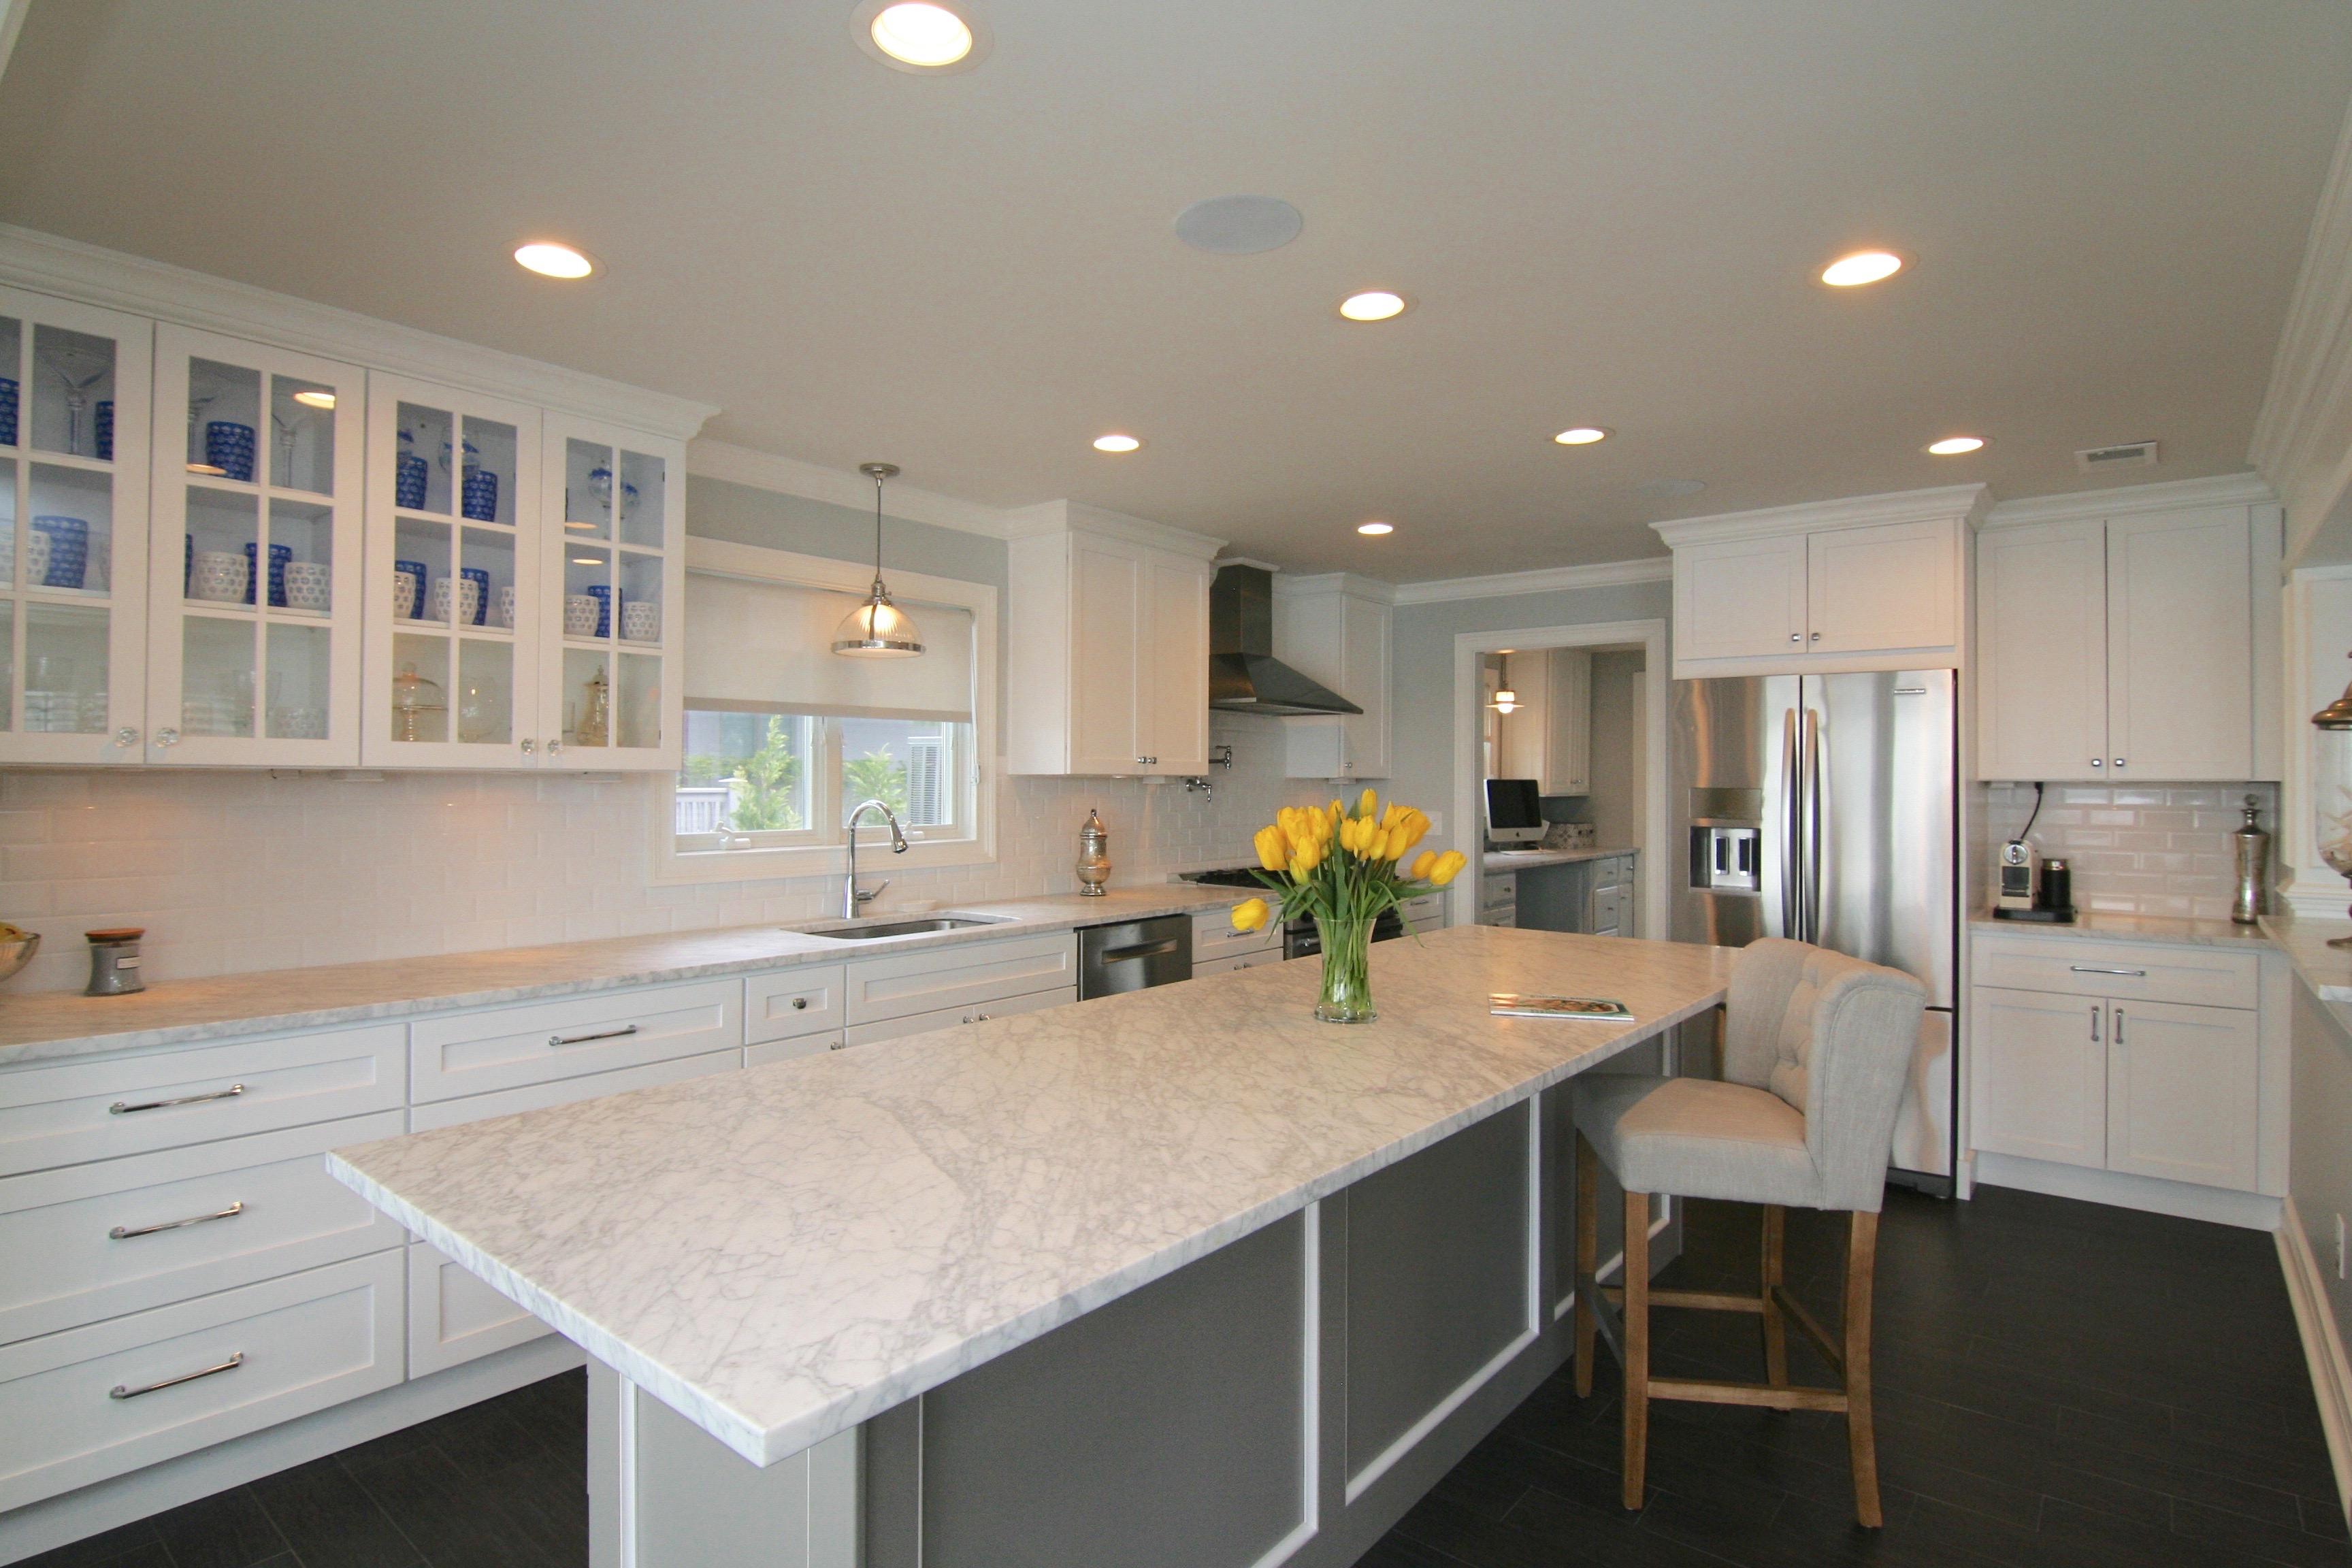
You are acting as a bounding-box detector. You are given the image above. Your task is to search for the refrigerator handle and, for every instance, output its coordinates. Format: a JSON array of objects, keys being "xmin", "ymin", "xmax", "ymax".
[
  {"xmin": 1803, "ymin": 706, "xmax": 1824, "ymax": 944},
  {"xmin": 1779, "ymin": 708, "xmax": 1801, "ymax": 937}
]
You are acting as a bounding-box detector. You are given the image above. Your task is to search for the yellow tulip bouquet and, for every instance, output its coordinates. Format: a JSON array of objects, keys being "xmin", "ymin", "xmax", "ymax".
[{"xmin": 1230, "ymin": 787, "xmax": 1468, "ymax": 1024}]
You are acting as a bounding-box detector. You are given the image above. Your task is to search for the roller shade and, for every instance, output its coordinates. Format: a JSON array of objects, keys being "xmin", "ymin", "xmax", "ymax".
[{"xmin": 685, "ymin": 570, "xmax": 975, "ymax": 721}]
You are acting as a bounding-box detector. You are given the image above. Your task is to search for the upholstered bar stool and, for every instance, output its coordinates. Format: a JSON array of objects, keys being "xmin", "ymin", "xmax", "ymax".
[{"xmin": 1572, "ymin": 938, "xmax": 1927, "ymax": 1526}]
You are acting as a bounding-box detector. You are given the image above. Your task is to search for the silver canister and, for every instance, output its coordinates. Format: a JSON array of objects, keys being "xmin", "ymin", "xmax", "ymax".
[
  {"xmin": 1076, "ymin": 809, "xmax": 1111, "ymax": 896},
  {"xmin": 84, "ymin": 927, "xmax": 146, "ymax": 996},
  {"xmin": 2234, "ymin": 795, "xmax": 2272, "ymax": 925}
]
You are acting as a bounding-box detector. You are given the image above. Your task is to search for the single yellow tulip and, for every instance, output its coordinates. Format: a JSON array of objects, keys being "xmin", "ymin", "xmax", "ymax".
[
  {"xmin": 1381, "ymin": 802, "xmax": 1404, "ymax": 830},
  {"xmin": 1231, "ymin": 897, "xmax": 1270, "ymax": 932},
  {"xmin": 1393, "ymin": 816, "xmax": 1427, "ymax": 854},
  {"xmin": 1430, "ymin": 849, "xmax": 1468, "ymax": 886},
  {"xmin": 1254, "ymin": 824, "xmax": 1286, "ymax": 872},
  {"xmin": 1409, "ymin": 849, "xmax": 1438, "ymax": 881},
  {"xmin": 1330, "ymin": 798, "xmax": 1345, "ymax": 823},
  {"xmin": 1358, "ymin": 787, "xmax": 1379, "ymax": 819},
  {"xmin": 1367, "ymin": 827, "xmax": 1393, "ymax": 861}
]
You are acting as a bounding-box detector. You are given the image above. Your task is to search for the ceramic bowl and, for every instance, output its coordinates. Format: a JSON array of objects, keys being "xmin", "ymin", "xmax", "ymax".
[
  {"xmin": 564, "ymin": 594, "xmax": 599, "ymax": 637},
  {"xmin": 24, "ymin": 529, "xmax": 48, "ymax": 587},
  {"xmin": 391, "ymin": 570, "xmax": 417, "ymax": 619},
  {"xmin": 192, "ymin": 550, "xmax": 248, "ymax": 604},
  {"xmin": 495, "ymin": 585, "xmax": 518, "ymax": 630},
  {"xmin": 621, "ymin": 601, "xmax": 660, "ymax": 642},
  {"xmin": 282, "ymin": 561, "xmax": 331, "ymax": 613},
  {"xmin": 429, "ymin": 576, "xmax": 482, "ymax": 626},
  {"xmin": 0, "ymin": 932, "xmax": 40, "ymax": 985}
]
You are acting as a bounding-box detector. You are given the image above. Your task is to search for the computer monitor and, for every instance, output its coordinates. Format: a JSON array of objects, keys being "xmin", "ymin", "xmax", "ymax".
[{"xmin": 1484, "ymin": 778, "xmax": 1546, "ymax": 846}]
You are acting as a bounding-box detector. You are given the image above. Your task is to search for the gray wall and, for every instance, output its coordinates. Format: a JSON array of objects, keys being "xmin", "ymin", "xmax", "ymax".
[{"xmin": 1388, "ymin": 581, "xmax": 1672, "ymax": 854}]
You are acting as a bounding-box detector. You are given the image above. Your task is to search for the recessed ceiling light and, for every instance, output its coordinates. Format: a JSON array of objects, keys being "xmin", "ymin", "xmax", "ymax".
[
  {"xmin": 1927, "ymin": 436, "xmax": 1985, "ymax": 455},
  {"xmin": 1357, "ymin": 521, "xmax": 1394, "ymax": 536},
  {"xmin": 1554, "ymin": 427, "xmax": 1610, "ymax": 446},
  {"xmin": 1339, "ymin": 291, "xmax": 1408, "ymax": 322},
  {"xmin": 869, "ymin": 1, "xmax": 973, "ymax": 65},
  {"xmin": 514, "ymin": 242, "xmax": 595, "ymax": 280},
  {"xmin": 1092, "ymin": 434, "xmax": 1142, "ymax": 453},
  {"xmin": 1820, "ymin": 250, "xmax": 1904, "ymax": 287},
  {"xmin": 291, "ymin": 390, "xmax": 336, "ymax": 410}
]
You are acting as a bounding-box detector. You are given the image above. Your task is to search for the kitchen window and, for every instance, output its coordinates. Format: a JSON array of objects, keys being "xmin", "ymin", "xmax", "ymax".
[{"xmin": 655, "ymin": 538, "xmax": 997, "ymax": 883}]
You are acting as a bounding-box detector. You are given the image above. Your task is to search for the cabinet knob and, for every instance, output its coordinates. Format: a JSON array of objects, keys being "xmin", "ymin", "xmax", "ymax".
[
  {"xmin": 1788, "ymin": 632, "xmax": 1801, "ymax": 643},
  {"xmin": 112, "ymin": 727, "xmax": 139, "ymax": 748},
  {"xmin": 2111, "ymin": 758, "xmax": 2125, "ymax": 768},
  {"xmin": 547, "ymin": 740, "xmax": 564, "ymax": 756},
  {"xmin": 520, "ymin": 738, "xmax": 536, "ymax": 755},
  {"xmin": 2089, "ymin": 757, "xmax": 2102, "ymax": 768},
  {"xmin": 154, "ymin": 728, "xmax": 180, "ymax": 747},
  {"xmin": 791, "ymin": 997, "xmax": 808, "ymax": 1010},
  {"xmin": 1809, "ymin": 632, "xmax": 1820, "ymax": 642}
]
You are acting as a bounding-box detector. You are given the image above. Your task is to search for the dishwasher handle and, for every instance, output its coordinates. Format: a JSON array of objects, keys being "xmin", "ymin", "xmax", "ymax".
[{"xmin": 1098, "ymin": 939, "xmax": 1182, "ymax": 964}]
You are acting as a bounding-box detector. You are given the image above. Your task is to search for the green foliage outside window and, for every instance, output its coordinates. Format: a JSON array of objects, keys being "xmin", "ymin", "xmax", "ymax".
[
  {"xmin": 726, "ymin": 717, "xmax": 806, "ymax": 832},
  {"xmin": 844, "ymin": 749, "xmax": 910, "ymax": 815}
]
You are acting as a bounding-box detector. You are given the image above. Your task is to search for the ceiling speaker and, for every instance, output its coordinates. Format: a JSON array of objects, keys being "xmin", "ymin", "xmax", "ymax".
[{"xmin": 1174, "ymin": 195, "xmax": 1303, "ymax": 255}]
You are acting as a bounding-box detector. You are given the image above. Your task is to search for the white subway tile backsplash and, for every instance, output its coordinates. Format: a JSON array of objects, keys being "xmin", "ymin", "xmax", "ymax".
[
  {"xmin": 0, "ymin": 715, "xmax": 1339, "ymax": 994},
  {"xmin": 1982, "ymin": 781, "xmax": 2276, "ymax": 922}
]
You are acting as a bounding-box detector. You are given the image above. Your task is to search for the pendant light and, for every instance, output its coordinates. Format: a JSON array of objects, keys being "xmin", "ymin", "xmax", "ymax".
[
  {"xmin": 833, "ymin": 461, "xmax": 925, "ymax": 658},
  {"xmin": 1489, "ymin": 652, "xmax": 1519, "ymax": 715}
]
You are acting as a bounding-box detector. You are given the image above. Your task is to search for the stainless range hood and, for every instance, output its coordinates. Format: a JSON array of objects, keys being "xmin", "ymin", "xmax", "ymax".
[{"xmin": 1207, "ymin": 565, "xmax": 1362, "ymax": 716}]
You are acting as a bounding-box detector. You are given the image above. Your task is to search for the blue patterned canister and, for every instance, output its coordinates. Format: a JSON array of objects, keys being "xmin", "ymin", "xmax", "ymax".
[
  {"xmin": 244, "ymin": 542, "xmax": 292, "ymax": 606},
  {"xmin": 585, "ymin": 582, "xmax": 612, "ymax": 638},
  {"xmin": 461, "ymin": 466, "xmax": 499, "ymax": 523},
  {"xmin": 31, "ymin": 516, "xmax": 88, "ymax": 589},
  {"xmin": 95, "ymin": 399, "xmax": 112, "ymax": 461},
  {"xmin": 459, "ymin": 566, "xmax": 491, "ymax": 625},
  {"xmin": 184, "ymin": 534, "xmax": 193, "ymax": 597},
  {"xmin": 206, "ymin": 421, "xmax": 257, "ymax": 483},
  {"xmin": 0, "ymin": 376, "xmax": 19, "ymax": 446},
  {"xmin": 395, "ymin": 429, "xmax": 428, "ymax": 508}
]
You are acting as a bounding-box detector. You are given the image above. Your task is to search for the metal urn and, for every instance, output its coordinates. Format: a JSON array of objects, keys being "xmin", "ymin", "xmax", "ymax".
[{"xmin": 1076, "ymin": 809, "xmax": 1111, "ymax": 896}]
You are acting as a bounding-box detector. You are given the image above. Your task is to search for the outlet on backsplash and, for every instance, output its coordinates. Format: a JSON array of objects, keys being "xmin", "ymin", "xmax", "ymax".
[{"xmin": 1981, "ymin": 781, "xmax": 2281, "ymax": 921}]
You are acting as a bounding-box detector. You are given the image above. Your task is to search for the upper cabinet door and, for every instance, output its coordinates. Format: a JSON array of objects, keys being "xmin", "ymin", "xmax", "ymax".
[
  {"xmin": 1337, "ymin": 595, "xmax": 1391, "ymax": 779},
  {"xmin": 147, "ymin": 326, "xmax": 365, "ymax": 766},
  {"xmin": 1066, "ymin": 534, "xmax": 1144, "ymax": 775},
  {"xmin": 1139, "ymin": 551, "xmax": 1210, "ymax": 774},
  {"xmin": 1544, "ymin": 647, "xmax": 1591, "ymax": 796},
  {"xmin": 0, "ymin": 287, "xmax": 152, "ymax": 765},
  {"xmin": 1806, "ymin": 519, "xmax": 1957, "ymax": 656},
  {"xmin": 359, "ymin": 373, "xmax": 542, "ymax": 769},
  {"xmin": 538, "ymin": 418, "xmax": 683, "ymax": 772},
  {"xmin": 2105, "ymin": 507, "xmax": 2251, "ymax": 781},
  {"xmin": 1673, "ymin": 534, "xmax": 1807, "ymax": 664},
  {"xmin": 1975, "ymin": 520, "xmax": 2107, "ymax": 781}
]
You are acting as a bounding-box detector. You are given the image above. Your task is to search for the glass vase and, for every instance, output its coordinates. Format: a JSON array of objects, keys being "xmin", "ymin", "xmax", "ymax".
[{"xmin": 1313, "ymin": 914, "xmax": 1378, "ymax": 1024}]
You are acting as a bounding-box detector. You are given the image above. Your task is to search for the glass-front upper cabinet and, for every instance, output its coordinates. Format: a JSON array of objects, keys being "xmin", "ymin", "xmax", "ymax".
[
  {"xmin": 361, "ymin": 373, "xmax": 542, "ymax": 768},
  {"xmin": 147, "ymin": 326, "xmax": 365, "ymax": 765},
  {"xmin": 0, "ymin": 287, "xmax": 152, "ymax": 764},
  {"xmin": 538, "ymin": 416, "xmax": 683, "ymax": 772}
]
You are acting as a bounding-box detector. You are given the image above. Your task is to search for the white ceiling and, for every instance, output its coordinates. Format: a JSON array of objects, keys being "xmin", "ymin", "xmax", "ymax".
[{"xmin": 2, "ymin": 1, "xmax": 2348, "ymax": 579}]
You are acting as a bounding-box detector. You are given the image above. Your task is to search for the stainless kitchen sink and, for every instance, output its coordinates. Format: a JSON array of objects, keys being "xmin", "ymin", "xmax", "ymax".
[{"xmin": 791, "ymin": 915, "xmax": 1012, "ymax": 941}]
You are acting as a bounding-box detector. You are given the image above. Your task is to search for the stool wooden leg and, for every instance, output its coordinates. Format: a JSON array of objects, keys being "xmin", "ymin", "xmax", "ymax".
[
  {"xmin": 1844, "ymin": 1210, "xmax": 1884, "ymax": 1529},
  {"xmin": 1621, "ymin": 1187, "xmax": 1650, "ymax": 1512},
  {"xmin": 1574, "ymin": 1132, "xmax": 1599, "ymax": 1398},
  {"xmin": 1761, "ymin": 1204, "xmax": 1788, "ymax": 1389}
]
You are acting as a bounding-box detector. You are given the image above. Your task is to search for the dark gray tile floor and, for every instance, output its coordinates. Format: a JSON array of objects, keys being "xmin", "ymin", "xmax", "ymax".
[{"xmin": 22, "ymin": 1185, "xmax": 2346, "ymax": 1567}]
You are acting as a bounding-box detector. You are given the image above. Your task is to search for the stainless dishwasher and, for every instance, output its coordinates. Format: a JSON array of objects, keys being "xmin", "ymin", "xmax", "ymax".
[{"xmin": 1077, "ymin": 914, "xmax": 1193, "ymax": 998}]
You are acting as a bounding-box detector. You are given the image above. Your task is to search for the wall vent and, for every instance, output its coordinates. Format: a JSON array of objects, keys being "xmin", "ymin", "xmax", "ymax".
[{"xmin": 2074, "ymin": 440, "xmax": 2158, "ymax": 473}]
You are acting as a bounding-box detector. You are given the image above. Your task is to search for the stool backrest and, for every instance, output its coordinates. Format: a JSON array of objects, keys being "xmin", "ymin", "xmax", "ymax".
[{"xmin": 1725, "ymin": 938, "xmax": 1929, "ymax": 1211}]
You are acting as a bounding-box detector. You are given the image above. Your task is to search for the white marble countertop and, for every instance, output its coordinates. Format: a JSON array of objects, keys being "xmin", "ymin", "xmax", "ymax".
[
  {"xmin": 1967, "ymin": 910, "xmax": 2274, "ymax": 950},
  {"xmin": 328, "ymin": 926, "xmax": 1735, "ymax": 1467},
  {"xmin": 2260, "ymin": 910, "xmax": 2352, "ymax": 1003},
  {"xmin": 0, "ymin": 885, "xmax": 1250, "ymax": 1068},
  {"xmin": 1482, "ymin": 846, "xmax": 1639, "ymax": 872}
]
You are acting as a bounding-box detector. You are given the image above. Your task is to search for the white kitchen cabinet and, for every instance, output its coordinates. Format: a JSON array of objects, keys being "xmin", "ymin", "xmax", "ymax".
[
  {"xmin": 840, "ymin": 983, "xmax": 1076, "ymax": 1047},
  {"xmin": 1275, "ymin": 574, "xmax": 1392, "ymax": 781},
  {"xmin": 1969, "ymin": 985, "xmax": 2108, "ymax": 1169},
  {"xmin": 1497, "ymin": 649, "xmax": 1590, "ymax": 795},
  {"xmin": 1656, "ymin": 491, "xmax": 1980, "ymax": 678},
  {"xmin": 1193, "ymin": 906, "xmax": 1280, "ymax": 968},
  {"xmin": 1975, "ymin": 498, "xmax": 2275, "ymax": 782},
  {"xmin": 408, "ymin": 1239, "xmax": 544, "ymax": 1379},
  {"xmin": 844, "ymin": 932, "xmax": 1078, "ymax": 1024},
  {"xmin": 0, "ymin": 285, "xmax": 153, "ymax": 764},
  {"xmin": 2104, "ymin": 998, "xmax": 2259, "ymax": 1190},
  {"xmin": 1007, "ymin": 506, "xmax": 1218, "ymax": 777},
  {"xmin": 1193, "ymin": 949, "xmax": 1283, "ymax": 978},
  {"xmin": 1477, "ymin": 872, "xmax": 1518, "ymax": 928}
]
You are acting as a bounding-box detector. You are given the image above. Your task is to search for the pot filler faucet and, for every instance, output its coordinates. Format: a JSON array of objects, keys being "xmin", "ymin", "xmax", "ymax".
[{"xmin": 844, "ymin": 798, "xmax": 910, "ymax": 918}]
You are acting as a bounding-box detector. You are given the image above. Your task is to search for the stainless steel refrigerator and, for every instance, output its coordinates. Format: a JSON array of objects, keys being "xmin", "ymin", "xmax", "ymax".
[{"xmin": 1672, "ymin": 670, "xmax": 1958, "ymax": 1191}]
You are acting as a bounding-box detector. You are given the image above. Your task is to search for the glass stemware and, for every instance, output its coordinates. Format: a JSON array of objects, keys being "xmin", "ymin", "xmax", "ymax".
[
  {"xmin": 186, "ymin": 374, "xmax": 225, "ymax": 474},
  {"xmin": 44, "ymin": 348, "xmax": 109, "ymax": 458}
]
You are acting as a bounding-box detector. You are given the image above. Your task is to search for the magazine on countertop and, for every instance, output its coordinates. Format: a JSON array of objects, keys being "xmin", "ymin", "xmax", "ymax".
[{"xmin": 1488, "ymin": 994, "xmax": 1634, "ymax": 1020}]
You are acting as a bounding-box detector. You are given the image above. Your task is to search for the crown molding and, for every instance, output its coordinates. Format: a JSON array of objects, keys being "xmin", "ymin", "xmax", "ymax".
[
  {"xmin": 2253, "ymin": 91, "xmax": 2352, "ymax": 559},
  {"xmin": 1390, "ymin": 555, "xmax": 1671, "ymax": 606},
  {"xmin": 688, "ymin": 438, "xmax": 1019, "ymax": 539},
  {"xmin": 1650, "ymin": 483, "xmax": 1990, "ymax": 550},
  {"xmin": 1978, "ymin": 471, "xmax": 2278, "ymax": 529},
  {"xmin": 0, "ymin": 223, "xmax": 720, "ymax": 440},
  {"xmin": 998, "ymin": 500, "xmax": 1226, "ymax": 560},
  {"xmin": 1271, "ymin": 571, "xmax": 1397, "ymax": 604}
]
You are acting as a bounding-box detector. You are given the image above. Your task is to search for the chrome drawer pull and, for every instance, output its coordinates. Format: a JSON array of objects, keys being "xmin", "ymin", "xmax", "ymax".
[
  {"xmin": 2068, "ymin": 965, "xmax": 2146, "ymax": 978},
  {"xmin": 548, "ymin": 1024, "xmax": 639, "ymax": 1048},
  {"xmin": 110, "ymin": 1352, "xmax": 244, "ymax": 1400},
  {"xmin": 110, "ymin": 1201, "xmax": 244, "ymax": 1240},
  {"xmin": 109, "ymin": 1083, "xmax": 244, "ymax": 1116}
]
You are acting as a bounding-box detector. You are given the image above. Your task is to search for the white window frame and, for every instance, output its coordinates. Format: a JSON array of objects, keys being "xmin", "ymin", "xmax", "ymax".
[{"xmin": 651, "ymin": 537, "xmax": 998, "ymax": 885}]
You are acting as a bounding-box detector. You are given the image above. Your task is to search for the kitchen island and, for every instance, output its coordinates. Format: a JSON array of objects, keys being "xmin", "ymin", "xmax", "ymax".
[{"xmin": 329, "ymin": 926, "xmax": 1735, "ymax": 1568}]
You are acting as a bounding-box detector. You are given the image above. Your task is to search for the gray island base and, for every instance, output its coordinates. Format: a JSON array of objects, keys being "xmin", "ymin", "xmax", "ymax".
[{"xmin": 328, "ymin": 927, "xmax": 1737, "ymax": 1568}]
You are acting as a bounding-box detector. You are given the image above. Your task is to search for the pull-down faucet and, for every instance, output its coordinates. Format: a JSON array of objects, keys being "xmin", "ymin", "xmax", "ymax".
[{"xmin": 844, "ymin": 799, "xmax": 910, "ymax": 918}]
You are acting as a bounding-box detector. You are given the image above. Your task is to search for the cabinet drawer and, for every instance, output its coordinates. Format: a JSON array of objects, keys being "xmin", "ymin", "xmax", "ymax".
[
  {"xmin": 0, "ymin": 1250, "xmax": 403, "ymax": 1512},
  {"xmin": 1589, "ymin": 887, "xmax": 1624, "ymax": 935},
  {"xmin": 845, "ymin": 934, "xmax": 1077, "ymax": 1024},
  {"xmin": 406, "ymin": 1047, "xmax": 739, "ymax": 1133},
  {"xmin": 746, "ymin": 1032, "xmax": 846, "ymax": 1068},
  {"xmin": 744, "ymin": 966, "xmax": 846, "ymax": 1046},
  {"xmin": 843, "ymin": 985, "xmax": 1076, "ymax": 1048},
  {"xmin": 1194, "ymin": 949, "xmax": 1284, "ymax": 979},
  {"xmin": 0, "ymin": 1026, "xmax": 406, "ymax": 1179},
  {"xmin": 1973, "ymin": 938, "xmax": 2257, "ymax": 1010},
  {"xmin": 0, "ymin": 1111, "xmax": 406, "ymax": 1347},
  {"xmin": 1400, "ymin": 893, "xmax": 1445, "ymax": 932},
  {"xmin": 410, "ymin": 980, "xmax": 740, "ymax": 1104},
  {"xmin": 408, "ymin": 1239, "xmax": 548, "ymax": 1377},
  {"xmin": 1194, "ymin": 907, "xmax": 1279, "ymax": 962}
]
